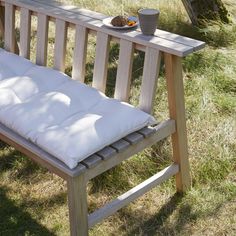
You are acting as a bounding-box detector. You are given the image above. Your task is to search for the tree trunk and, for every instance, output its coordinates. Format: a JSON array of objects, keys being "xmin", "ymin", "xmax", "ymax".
[
  {"xmin": 0, "ymin": 5, "xmax": 19, "ymax": 54},
  {"xmin": 181, "ymin": 0, "xmax": 230, "ymax": 25},
  {"xmin": 0, "ymin": 6, "xmax": 4, "ymax": 39}
]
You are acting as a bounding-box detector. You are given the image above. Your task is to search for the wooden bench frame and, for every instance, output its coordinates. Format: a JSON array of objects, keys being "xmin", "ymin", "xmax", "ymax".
[{"xmin": 0, "ymin": 0, "xmax": 205, "ymax": 235}]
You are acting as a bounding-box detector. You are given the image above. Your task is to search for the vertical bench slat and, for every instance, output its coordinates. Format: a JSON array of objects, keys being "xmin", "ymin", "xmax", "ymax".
[
  {"xmin": 114, "ymin": 39, "xmax": 134, "ymax": 102},
  {"xmin": 139, "ymin": 48, "xmax": 161, "ymax": 114},
  {"xmin": 72, "ymin": 25, "xmax": 88, "ymax": 82},
  {"xmin": 36, "ymin": 13, "xmax": 49, "ymax": 66},
  {"xmin": 92, "ymin": 32, "xmax": 110, "ymax": 93},
  {"xmin": 4, "ymin": 3, "xmax": 15, "ymax": 53},
  {"xmin": 54, "ymin": 19, "xmax": 67, "ymax": 71},
  {"xmin": 20, "ymin": 8, "xmax": 31, "ymax": 59}
]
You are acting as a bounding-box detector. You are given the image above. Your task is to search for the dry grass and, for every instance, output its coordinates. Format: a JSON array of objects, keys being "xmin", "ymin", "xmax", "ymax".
[{"xmin": 0, "ymin": 0, "xmax": 236, "ymax": 235}]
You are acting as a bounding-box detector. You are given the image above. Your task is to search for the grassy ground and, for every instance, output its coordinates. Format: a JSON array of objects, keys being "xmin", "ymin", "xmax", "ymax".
[{"xmin": 0, "ymin": 0, "xmax": 236, "ymax": 235}]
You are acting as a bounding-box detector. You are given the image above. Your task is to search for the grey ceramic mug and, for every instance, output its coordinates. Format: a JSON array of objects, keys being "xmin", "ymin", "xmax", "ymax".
[{"xmin": 138, "ymin": 9, "xmax": 160, "ymax": 35}]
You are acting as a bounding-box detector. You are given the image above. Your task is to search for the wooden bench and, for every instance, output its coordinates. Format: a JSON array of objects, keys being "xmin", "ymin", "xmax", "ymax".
[{"xmin": 0, "ymin": 0, "xmax": 205, "ymax": 235}]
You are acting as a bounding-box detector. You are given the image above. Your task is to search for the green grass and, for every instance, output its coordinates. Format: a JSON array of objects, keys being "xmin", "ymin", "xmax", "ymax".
[{"xmin": 0, "ymin": 0, "xmax": 236, "ymax": 235}]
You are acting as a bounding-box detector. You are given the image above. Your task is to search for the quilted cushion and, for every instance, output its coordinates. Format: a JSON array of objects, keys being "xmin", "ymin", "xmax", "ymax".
[{"xmin": 0, "ymin": 49, "xmax": 156, "ymax": 169}]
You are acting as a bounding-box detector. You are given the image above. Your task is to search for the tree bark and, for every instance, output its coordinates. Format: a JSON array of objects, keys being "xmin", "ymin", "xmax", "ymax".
[
  {"xmin": 0, "ymin": 5, "xmax": 19, "ymax": 54},
  {"xmin": 0, "ymin": 6, "xmax": 4, "ymax": 39},
  {"xmin": 181, "ymin": 0, "xmax": 230, "ymax": 25}
]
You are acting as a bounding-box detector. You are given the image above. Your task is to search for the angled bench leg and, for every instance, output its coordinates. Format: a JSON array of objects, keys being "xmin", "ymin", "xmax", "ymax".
[
  {"xmin": 67, "ymin": 174, "xmax": 88, "ymax": 236},
  {"xmin": 164, "ymin": 53, "xmax": 191, "ymax": 192}
]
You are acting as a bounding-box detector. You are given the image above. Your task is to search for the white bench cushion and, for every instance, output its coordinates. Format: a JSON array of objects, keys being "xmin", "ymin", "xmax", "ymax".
[{"xmin": 0, "ymin": 49, "xmax": 156, "ymax": 169}]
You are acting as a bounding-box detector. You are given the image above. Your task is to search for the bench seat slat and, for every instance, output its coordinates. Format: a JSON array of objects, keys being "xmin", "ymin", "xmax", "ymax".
[
  {"xmin": 137, "ymin": 126, "xmax": 156, "ymax": 138},
  {"xmin": 96, "ymin": 146, "xmax": 117, "ymax": 160},
  {"xmin": 124, "ymin": 132, "xmax": 144, "ymax": 144},
  {"xmin": 111, "ymin": 139, "xmax": 130, "ymax": 152},
  {"xmin": 81, "ymin": 154, "xmax": 102, "ymax": 169},
  {"xmin": 85, "ymin": 119, "xmax": 176, "ymax": 180}
]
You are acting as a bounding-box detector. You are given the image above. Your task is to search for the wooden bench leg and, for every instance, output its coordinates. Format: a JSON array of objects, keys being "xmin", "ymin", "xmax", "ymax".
[
  {"xmin": 67, "ymin": 175, "xmax": 88, "ymax": 236},
  {"xmin": 164, "ymin": 53, "xmax": 191, "ymax": 192}
]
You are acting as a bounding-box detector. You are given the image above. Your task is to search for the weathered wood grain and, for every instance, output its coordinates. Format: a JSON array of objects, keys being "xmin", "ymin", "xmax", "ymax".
[
  {"xmin": 67, "ymin": 175, "xmax": 88, "ymax": 236},
  {"xmin": 54, "ymin": 18, "xmax": 67, "ymax": 71},
  {"xmin": 20, "ymin": 8, "xmax": 31, "ymax": 59},
  {"xmin": 114, "ymin": 39, "xmax": 134, "ymax": 102},
  {"xmin": 164, "ymin": 53, "xmax": 191, "ymax": 192},
  {"xmin": 92, "ymin": 31, "xmax": 110, "ymax": 92},
  {"xmin": 96, "ymin": 147, "xmax": 117, "ymax": 160},
  {"xmin": 139, "ymin": 48, "xmax": 161, "ymax": 114},
  {"xmin": 4, "ymin": 3, "xmax": 15, "ymax": 52},
  {"xmin": 124, "ymin": 132, "xmax": 144, "ymax": 144},
  {"xmin": 72, "ymin": 25, "xmax": 88, "ymax": 82},
  {"xmin": 36, "ymin": 13, "xmax": 48, "ymax": 66},
  {"xmin": 81, "ymin": 154, "xmax": 102, "ymax": 169},
  {"xmin": 138, "ymin": 126, "xmax": 156, "ymax": 138},
  {"xmin": 111, "ymin": 139, "xmax": 130, "ymax": 152}
]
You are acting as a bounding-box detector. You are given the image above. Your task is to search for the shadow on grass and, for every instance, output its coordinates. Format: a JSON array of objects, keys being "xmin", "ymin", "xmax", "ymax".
[
  {"xmin": 88, "ymin": 139, "xmax": 172, "ymax": 197},
  {"xmin": 0, "ymin": 186, "xmax": 56, "ymax": 236},
  {"xmin": 0, "ymin": 141, "xmax": 47, "ymax": 182},
  {"xmin": 125, "ymin": 193, "xmax": 188, "ymax": 236},
  {"xmin": 124, "ymin": 185, "xmax": 236, "ymax": 235}
]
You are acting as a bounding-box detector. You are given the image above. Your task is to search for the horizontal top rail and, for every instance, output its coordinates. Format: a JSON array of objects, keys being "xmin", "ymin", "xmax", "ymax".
[
  {"xmin": 34, "ymin": 0, "xmax": 205, "ymax": 52},
  {"xmin": 0, "ymin": 0, "xmax": 205, "ymax": 57}
]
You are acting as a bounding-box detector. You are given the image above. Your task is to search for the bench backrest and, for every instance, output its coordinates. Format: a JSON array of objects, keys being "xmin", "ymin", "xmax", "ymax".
[{"xmin": 0, "ymin": 0, "xmax": 204, "ymax": 115}]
